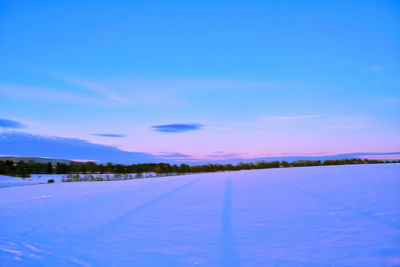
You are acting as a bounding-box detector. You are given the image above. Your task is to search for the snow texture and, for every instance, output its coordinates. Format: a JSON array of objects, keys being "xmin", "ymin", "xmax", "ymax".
[{"xmin": 0, "ymin": 164, "xmax": 399, "ymax": 266}]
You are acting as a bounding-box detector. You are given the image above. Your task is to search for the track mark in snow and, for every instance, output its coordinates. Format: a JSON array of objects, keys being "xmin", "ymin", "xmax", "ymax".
[
  {"xmin": 282, "ymin": 183, "xmax": 400, "ymax": 230},
  {"xmin": 221, "ymin": 178, "xmax": 240, "ymax": 267},
  {"xmin": 32, "ymin": 194, "xmax": 54, "ymax": 200},
  {"xmin": 20, "ymin": 223, "xmax": 49, "ymax": 236},
  {"xmin": 67, "ymin": 178, "xmax": 201, "ymax": 248}
]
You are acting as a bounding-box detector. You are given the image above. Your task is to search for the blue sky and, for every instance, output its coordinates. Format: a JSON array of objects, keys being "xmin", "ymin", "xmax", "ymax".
[{"xmin": 0, "ymin": 0, "xmax": 399, "ymax": 162}]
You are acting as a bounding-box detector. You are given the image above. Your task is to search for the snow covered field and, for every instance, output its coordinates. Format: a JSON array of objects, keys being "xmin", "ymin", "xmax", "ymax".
[
  {"xmin": 0, "ymin": 173, "xmax": 160, "ymax": 187},
  {"xmin": 0, "ymin": 164, "xmax": 399, "ymax": 266}
]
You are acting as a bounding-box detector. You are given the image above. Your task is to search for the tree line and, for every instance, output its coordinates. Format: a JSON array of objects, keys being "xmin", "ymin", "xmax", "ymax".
[{"xmin": 0, "ymin": 158, "xmax": 399, "ymax": 178}]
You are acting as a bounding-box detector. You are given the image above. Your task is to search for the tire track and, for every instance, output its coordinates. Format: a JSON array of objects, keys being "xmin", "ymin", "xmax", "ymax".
[
  {"xmin": 221, "ymin": 178, "xmax": 240, "ymax": 267},
  {"xmin": 65, "ymin": 178, "xmax": 201, "ymax": 250},
  {"xmin": 281, "ymin": 182, "xmax": 400, "ymax": 230}
]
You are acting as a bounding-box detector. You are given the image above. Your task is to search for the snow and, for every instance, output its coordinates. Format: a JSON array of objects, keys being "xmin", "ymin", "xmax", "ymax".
[
  {"xmin": 0, "ymin": 174, "xmax": 63, "ymax": 187},
  {"xmin": 0, "ymin": 164, "xmax": 399, "ymax": 266},
  {"xmin": 0, "ymin": 173, "xmax": 159, "ymax": 187}
]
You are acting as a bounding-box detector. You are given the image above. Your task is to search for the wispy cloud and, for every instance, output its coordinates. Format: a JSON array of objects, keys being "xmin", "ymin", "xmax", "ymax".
[
  {"xmin": 52, "ymin": 74, "xmax": 128, "ymax": 103},
  {"xmin": 112, "ymin": 78, "xmax": 295, "ymax": 92},
  {"xmin": 0, "ymin": 118, "xmax": 26, "ymax": 129},
  {"xmin": 322, "ymin": 115, "xmax": 369, "ymax": 130},
  {"xmin": 92, "ymin": 133, "xmax": 125, "ymax": 138},
  {"xmin": 14, "ymin": 63, "xmax": 297, "ymax": 107},
  {"xmin": 323, "ymin": 125, "xmax": 362, "ymax": 129},
  {"xmin": 263, "ymin": 114, "xmax": 324, "ymax": 120},
  {"xmin": 208, "ymin": 114, "xmax": 325, "ymax": 132},
  {"xmin": 203, "ymin": 152, "xmax": 246, "ymax": 159},
  {"xmin": 3, "ymin": 76, "xmax": 288, "ymax": 108},
  {"xmin": 158, "ymin": 152, "xmax": 192, "ymax": 159},
  {"xmin": 16, "ymin": 65, "xmax": 128, "ymax": 103},
  {"xmin": 152, "ymin": 123, "xmax": 202, "ymax": 133},
  {"xmin": 0, "ymin": 83, "xmax": 103, "ymax": 105},
  {"xmin": 107, "ymin": 78, "xmax": 294, "ymax": 107}
]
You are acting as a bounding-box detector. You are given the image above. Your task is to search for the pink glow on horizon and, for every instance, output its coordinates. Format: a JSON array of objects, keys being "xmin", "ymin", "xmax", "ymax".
[{"xmin": 360, "ymin": 155, "xmax": 400, "ymax": 160}]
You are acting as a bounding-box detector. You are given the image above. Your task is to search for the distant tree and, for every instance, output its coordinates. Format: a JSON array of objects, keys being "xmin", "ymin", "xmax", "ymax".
[
  {"xmin": 56, "ymin": 163, "xmax": 68, "ymax": 174},
  {"xmin": 46, "ymin": 162, "xmax": 53, "ymax": 174},
  {"xmin": 281, "ymin": 161, "xmax": 290, "ymax": 167},
  {"xmin": 16, "ymin": 161, "xmax": 30, "ymax": 178},
  {"xmin": 180, "ymin": 164, "xmax": 191, "ymax": 173},
  {"xmin": 98, "ymin": 164, "xmax": 105, "ymax": 174},
  {"xmin": 85, "ymin": 161, "xmax": 97, "ymax": 173}
]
